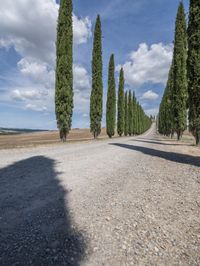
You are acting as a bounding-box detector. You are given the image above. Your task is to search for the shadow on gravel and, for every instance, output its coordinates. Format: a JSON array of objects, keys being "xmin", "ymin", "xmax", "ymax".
[
  {"xmin": 138, "ymin": 137, "xmax": 177, "ymax": 142},
  {"xmin": 131, "ymin": 139, "xmax": 185, "ymax": 146},
  {"xmin": 0, "ymin": 156, "xmax": 86, "ymax": 266},
  {"xmin": 110, "ymin": 143, "xmax": 200, "ymax": 167}
]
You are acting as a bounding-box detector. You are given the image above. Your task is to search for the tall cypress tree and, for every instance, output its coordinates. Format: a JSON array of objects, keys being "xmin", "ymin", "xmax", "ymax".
[
  {"xmin": 187, "ymin": 0, "xmax": 200, "ymax": 145},
  {"xmin": 158, "ymin": 62, "xmax": 175, "ymax": 136},
  {"xmin": 128, "ymin": 90, "xmax": 133, "ymax": 136},
  {"xmin": 124, "ymin": 91, "xmax": 128, "ymax": 136},
  {"xmin": 90, "ymin": 15, "xmax": 103, "ymax": 138},
  {"xmin": 137, "ymin": 103, "xmax": 142, "ymax": 134},
  {"xmin": 106, "ymin": 54, "xmax": 116, "ymax": 138},
  {"xmin": 117, "ymin": 68, "xmax": 125, "ymax": 136},
  {"xmin": 168, "ymin": 61, "xmax": 175, "ymax": 138},
  {"xmin": 136, "ymin": 102, "xmax": 141, "ymax": 135},
  {"xmin": 135, "ymin": 101, "xmax": 139, "ymax": 135},
  {"xmin": 132, "ymin": 91, "xmax": 137, "ymax": 135},
  {"xmin": 55, "ymin": 0, "xmax": 73, "ymax": 141},
  {"xmin": 172, "ymin": 2, "xmax": 188, "ymax": 140}
]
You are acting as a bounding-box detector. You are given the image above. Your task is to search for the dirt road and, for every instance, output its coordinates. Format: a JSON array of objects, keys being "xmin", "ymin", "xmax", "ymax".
[{"xmin": 0, "ymin": 124, "xmax": 199, "ymax": 265}]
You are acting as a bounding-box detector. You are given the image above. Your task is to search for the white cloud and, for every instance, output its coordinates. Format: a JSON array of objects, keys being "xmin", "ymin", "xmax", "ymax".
[
  {"xmin": 25, "ymin": 104, "xmax": 47, "ymax": 112},
  {"xmin": 11, "ymin": 89, "xmax": 42, "ymax": 101},
  {"xmin": 9, "ymin": 63, "xmax": 91, "ymax": 114},
  {"xmin": 141, "ymin": 90, "xmax": 159, "ymax": 100},
  {"xmin": 0, "ymin": 0, "xmax": 92, "ymax": 65},
  {"xmin": 118, "ymin": 43, "xmax": 173, "ymax": 86},
  {"xmin": 73, "ymin": 65, "xmax": 91, "ymax": 114},
  {"xmin": 18, "ymin": 58, "xmax": 55, "ymax": 89},
  {"xmin": 73, "ymin": 65, "xmax": 91, "ymax": 92},
  {"xmin": 0, "ymin": 0, "xmax": 92, "ymax": 115},
  {"xmin": 144, "ymin": 107, "xmax": 159, "ymax": 116},
  {"xmin": 73, "ymin": 15, "xmax": 92, "ymax": 45},
  {"xmin": 0, "ymin": 0, "xmax": 57, "ymax": 65}
]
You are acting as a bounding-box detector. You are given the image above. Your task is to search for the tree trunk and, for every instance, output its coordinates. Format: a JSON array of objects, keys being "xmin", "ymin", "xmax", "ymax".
[
  {"xmin": 94, "ymin": 132, "xmax": 98, "ymax": 139},
  {"xmin": 177, "ymin": 131, "xmax": 181, "ymax": 141},
  {"xmin": 61, "ymin": 134, "xmax": 66, "ymax": 142},
  {"xmin": 195, "ymin": 134, "xmax": 200, "ymax": 146}
]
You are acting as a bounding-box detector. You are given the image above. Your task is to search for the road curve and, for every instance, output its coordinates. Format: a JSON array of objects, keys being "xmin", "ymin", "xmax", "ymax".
[{"xmin": 0, "ymin": 124, "xmax": 199, "ymax": 266}]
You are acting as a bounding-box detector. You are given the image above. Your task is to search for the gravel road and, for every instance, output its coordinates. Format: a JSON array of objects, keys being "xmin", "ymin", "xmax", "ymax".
[{"xmin": 0, "ymin": 124, "xmax": 199, "ymax": 266}]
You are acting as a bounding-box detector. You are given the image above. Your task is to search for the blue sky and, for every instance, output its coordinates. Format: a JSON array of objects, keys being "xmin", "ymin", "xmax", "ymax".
[{"xmin": 0, "ymin": 0, "xmax": 189, "ymax": 129}]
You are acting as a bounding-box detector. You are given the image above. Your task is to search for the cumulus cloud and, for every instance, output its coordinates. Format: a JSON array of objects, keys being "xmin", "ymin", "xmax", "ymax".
[
  {"xmin": 11, "ymin": 89, "xmax": 42, "ymax": 101},
  {"xmin": 73, "ymin": 15, "xmax": 92, "ymax": 45},
  {"xmin": 141, "ymin": 90, "xmax": 159, "ymax": 100},
  {"xmin": 0, "ymin": 0, "xmax": 92, "ymax": 115},
  {"xmin": 25, "ymin": 104, "xmax": 47, "ymax": 112},
  {"xmin": 73, "ymin": 65, "xmax": 91, "ymax": 114},
  {"xmin": 73, "ymin": 65, "xmax": 91, "ymax": 92},
  {"xmin": 118, "ymin": 43, "xmax": 173, "ymax": 86},
  {"xmin": 0, "ymin": 0, "xmax": 92, "ymax": 65},
  {"xmin": 9, "ymin": 63, "xmax": 91, "ymax": 114},
  {"xmin": 18, "ymin": 58, "xmax": 55, "ymax": 89},
  {"xmin": 144, "ymin": 107, "xmax": 159, "ymax": 116}
]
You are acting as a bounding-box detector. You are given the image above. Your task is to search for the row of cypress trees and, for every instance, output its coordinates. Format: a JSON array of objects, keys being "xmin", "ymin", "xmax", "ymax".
[
  {"xmin": 55, "ymin": 0, "xmax": 151, "ymax": 141},
  {"xmin": 125, "ymin": 90, "xmax": 152, "ymax": 136},
  {"xmin": 92, "ymin": 16, "xmax": 151, "ymax": 139},
  {"xmin": 158, "ymin": 1, "xmax": 200, "ymax": 145},
  {"xmin": 106, "ymin": 55, "xmax": 151, "ymax": 138}
]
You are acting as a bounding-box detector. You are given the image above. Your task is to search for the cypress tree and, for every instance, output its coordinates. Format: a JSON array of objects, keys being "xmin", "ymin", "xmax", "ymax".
[
  {"xmin": 123, "ymin": 92, "xmax": 152, "ymax": 135},
  {"xmin": 158, "ymin": 62, "xmax": 174, "ymax": 136},
  {"xmin": 132, "ymin": 91, "xmax": 137, "ymax": 135},
  {"xmin": 135, "ymin": 101, "xmax": 138, "ymax": 135},
  {"xmin": 128, "ymin": 90, "xmax": 133, "ymax": 136},
  {"xmin": 55, "ymin": 0, "xmax": 73, "ymax": 141},
  {"xmin": 124, "ymin": 91, "xmax": 128, "ymax": 136},
  {"xmin": 90, "ymin": 15, "xmax": 103, "ymax": 138},
  {"xmin": 172, "ymin": 2, "xmax": 188, "ymax": 140},
  {"xmin": 117, "ymin": 68, "xmax": 125, "ymax": 136},
  {"xmin": 136, "ymin": 102, "xmax": 140, "ymax": 134},
  {"xmin": 106, "ymin": 54, "xmax": 116, "ymax": 138},
  {"xmin": 187, "ymin": 0, "xmax": 200, "ymax": 145},
  {"xmin": 169, "ymin": 61, "xmax": 175, "ymax": 138},
  {"xmin": 137, "ymin": 103, "xmax": 142, "ymax": 134}
]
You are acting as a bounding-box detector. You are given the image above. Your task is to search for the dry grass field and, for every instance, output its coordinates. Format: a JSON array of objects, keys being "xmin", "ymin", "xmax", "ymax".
[
  {"xmin": 0, "ymin": 127, "xmax": 198, "ymax": 152},
  {"xmin": 0, "ymin": 128, "xmax": 107, "ymax": 149}
]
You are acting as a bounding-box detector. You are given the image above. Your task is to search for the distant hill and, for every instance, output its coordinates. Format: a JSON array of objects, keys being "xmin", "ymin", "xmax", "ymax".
[{"xmin": 0, "ymin": 127, "xmax": 49, "ymax": 135}]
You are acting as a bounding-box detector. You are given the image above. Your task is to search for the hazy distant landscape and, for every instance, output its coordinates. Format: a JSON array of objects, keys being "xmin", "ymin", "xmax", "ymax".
[{"xmin": 0, "ymin": 127, "xmax": 49, "ymax": 135}]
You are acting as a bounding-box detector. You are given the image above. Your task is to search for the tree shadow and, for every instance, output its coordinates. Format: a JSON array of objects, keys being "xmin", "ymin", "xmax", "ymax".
[
  {"xmin": 131, "ymin": 139, "xmax": 185, "ymax": 146},
  {"xmin": 138, "ymin": 137, "xmax": 176, "ymax": 142},
  {"xmin": 110, "ymin": 143, "xmax": 200, "ymax": 167},
  {"xmin": 0, "ymin": 156, "xmax": 86, "ymax": 266}
]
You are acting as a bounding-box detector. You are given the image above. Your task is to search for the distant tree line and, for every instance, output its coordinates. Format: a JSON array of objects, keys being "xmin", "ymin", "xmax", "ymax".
[
  {"xmin": 55, "ymin": 0, "xmax": 152, "ymax": 141},
  {"xmin": 158, "ymin": 1, "xmax": 200, "ymax": 146},
  {"xmin": 106, "ymin": 56, "xmax": 151, "ymax": 138},
  {"xmin": 90, "ymin": 13, "xmax": 152, "ymax": 138}
]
